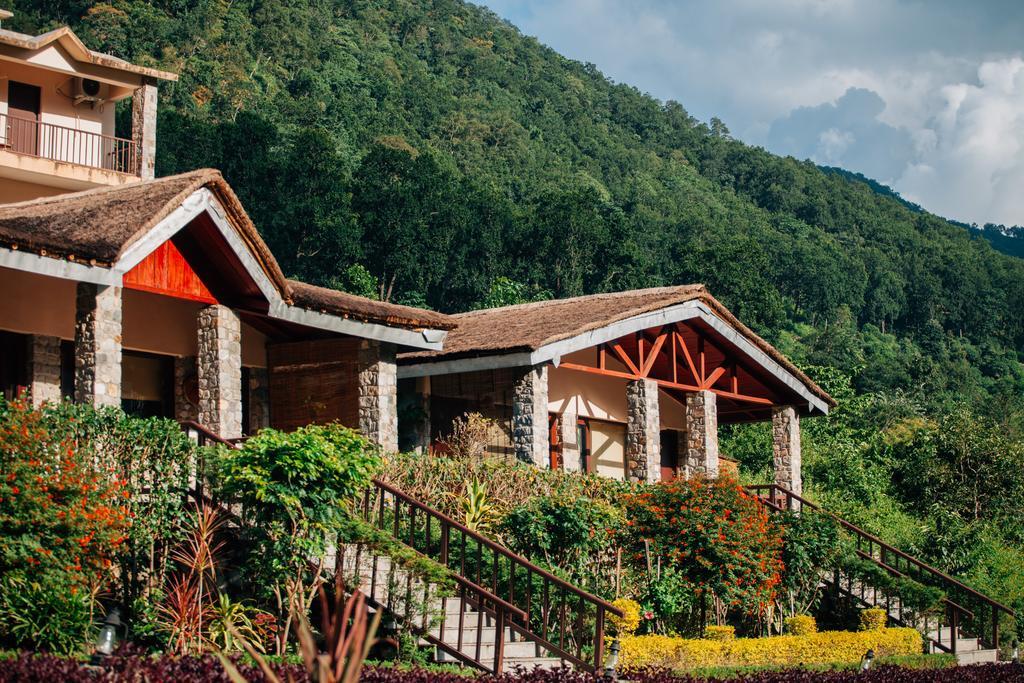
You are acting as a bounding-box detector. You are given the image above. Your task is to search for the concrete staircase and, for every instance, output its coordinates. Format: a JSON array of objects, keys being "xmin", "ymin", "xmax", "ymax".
[{"xmin": 333, "ymin": 544, "xmax": 567, "ymax": 672}]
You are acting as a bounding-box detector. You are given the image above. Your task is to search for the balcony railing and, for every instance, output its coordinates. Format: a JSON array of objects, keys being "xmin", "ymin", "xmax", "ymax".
[{"xmin": 0, "ymin": 112, "xmax": 138, "ymax": 175}]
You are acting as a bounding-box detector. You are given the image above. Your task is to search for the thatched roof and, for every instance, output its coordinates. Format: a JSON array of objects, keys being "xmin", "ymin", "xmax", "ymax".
[
  {"xmin": 0, "ymin": 169, "xmax": 288, "ymax": 293},
  {"xmin": 288, "ymin": 281, "xmax": 455, "ymax": 331},
  {"xmin": 401, "ymin": 286, "xmax": 835, "ymax": 407},
  {"xmin": 0, "ymin": 26, "xmax": 177, "ymax": 81},
  {"xmin": 0, "ymin": 170, "xmax": 454, "ymax": 333}
]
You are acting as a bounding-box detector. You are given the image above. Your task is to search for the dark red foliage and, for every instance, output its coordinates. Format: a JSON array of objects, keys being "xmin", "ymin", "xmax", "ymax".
[{"xmin": 1, "ymin": 655, "xmax": 1023, "ymax": 682}]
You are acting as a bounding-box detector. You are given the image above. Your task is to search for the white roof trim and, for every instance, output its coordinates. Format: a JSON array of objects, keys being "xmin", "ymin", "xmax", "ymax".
[
  {"xmin": 268, "ymin": 302, "xmax": 446, "ymax": 351},
  {"xmin": 399, "ymin": 300, "xmax": 829, "ymax": 414},
  {"xmin": 0, "ymin": 245, "xmax": 118, "ymax": 285}
]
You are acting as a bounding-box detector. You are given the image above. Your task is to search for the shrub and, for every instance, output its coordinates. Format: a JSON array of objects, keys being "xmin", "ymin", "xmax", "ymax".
[
  {"xmin": 0, "ymin": 577, "xmax": 93, "ymax": 655},
  {"xmin": 860, "ymin": 608, "xmax": 887, "ymax": 631},
  {"xmin": 609, "ymin": 598, "xmax": 641, "ymax": 635},
  {"xmin": 624, "ymin": 475, "xmax": 784, "ymax": 621},
  {"xmin": 618, "ymin": 627, "xmax": 923, "ymax": 670},
  {"xmin": 784, "ymin": 614, "xmax": 817, "ymax": 635},
  {"xmin": 704, "ymin": 625, "xmax": 735, "ymax": 641}
]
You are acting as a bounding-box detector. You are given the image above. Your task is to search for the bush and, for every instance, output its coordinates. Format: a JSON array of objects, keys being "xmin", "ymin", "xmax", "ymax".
[
  {"xmin": 618, "ymin": 627, "xmax": 923, "ymax": 670},
  {"xmin": 610, "ymin": 598, "xmax": 641, "ymax": 635},
  {"xmin": 859, "ymin": 608, "xmax": 887, "ymax": 631},
  {"xmin": 0, "ymin": 578, "xmax": 93, "ymax": 655},
  {"xmin": 784, "ymin": 615, "xmax": 817, "ymax": 635},
  {"xmin": 704, "ymin": 626, "xmax": 735, "ymax": 641}
]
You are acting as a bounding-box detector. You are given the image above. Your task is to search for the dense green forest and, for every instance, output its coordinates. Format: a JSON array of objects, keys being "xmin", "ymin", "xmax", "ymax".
[{"xmin": 9, "ymin": 0, "xmax": 1024, "ymax": 627}]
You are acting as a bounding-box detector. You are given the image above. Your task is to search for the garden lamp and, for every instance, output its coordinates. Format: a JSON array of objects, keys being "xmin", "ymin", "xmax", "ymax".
[
  {"xmin": 91, "ymin": 607, "xmax": 123, "ymax": 665},
  {"xmin": 860, "ymin": 648, "xmax": 874, "ymax": 672},
  {"xmin": 603, "ymin": 638, "xmax": 620, "ymax": 681},
  {"xmin": 1012, "ymin": 638, "xmax": 1019, "ymax": 664}
]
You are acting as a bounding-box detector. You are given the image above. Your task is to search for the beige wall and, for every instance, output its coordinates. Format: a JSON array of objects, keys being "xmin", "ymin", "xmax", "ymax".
[
  {"xmin": 0, "ymin": 176, "xmax": 69, "ymax": 203},
  {"xmin": 548, "ymin": 363, "xmax": 686, "ymax": 430},
  {"xmin": 591, "ymin": 420, "xmax": 627, "ymax": 480},
  {"xmin": 0, "ymin": 266, "xmax": 76, "ymax": 338}
]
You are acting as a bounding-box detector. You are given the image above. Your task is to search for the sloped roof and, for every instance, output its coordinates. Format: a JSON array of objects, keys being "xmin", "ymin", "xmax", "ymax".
[
  {"xmin": 0, "ymin": 26, "xmax": 177, "ymax": 81},
  {"xmin": 289, "ymin": 281, "xmax": 455, "ymax": 331},
  {"xmin": 401, "ymin": 286, "xmax": 835, "ymax": 407},
  {"xmin": 0, "ymin": 170, "xmax": 454, "ymax": 333}
]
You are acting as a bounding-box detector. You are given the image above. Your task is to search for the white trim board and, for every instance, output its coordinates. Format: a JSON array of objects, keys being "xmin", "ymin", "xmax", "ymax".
[
  {"xmin": 0, "ymin": 246, "xmax": 118, "ymax": 284},
  {"xmin": 399, "ymin": 301, "xmax": 829, "ymax": 414}
]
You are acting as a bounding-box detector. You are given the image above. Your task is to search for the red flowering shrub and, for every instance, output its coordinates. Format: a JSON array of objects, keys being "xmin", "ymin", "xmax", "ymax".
[
  {"xmin": 625, "ymin": 475, "xmax": 784, "ymax": 622},
  {"xmin": 0, "ymin": 396, "xmax": 130, "ymax": 588}
]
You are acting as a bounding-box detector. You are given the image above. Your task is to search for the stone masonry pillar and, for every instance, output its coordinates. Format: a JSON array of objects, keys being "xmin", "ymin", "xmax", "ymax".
[
  {"xmin": 683, "ymin": 390, "xmax": 719, "ymax": 479},
  {"xmin": 247, "ymin": 367, "xmax": 271, "ymax": 434},
  {"xmin": 626, "ymin": 378, "xmax": 661, "ymax": 482},
  {"xmin": 559, "ymin": 403, "xmax": 581, "ymax": 472},
  {"xmin": 197, "ymin": 305, "xmax": 242, "ymax": 439},
  {"xmin": 74, "ymin": 283, "xmax": 122, "ymax": 407},
  {"xmin": 358, "ymin": 340, "xmax": 398, "ymax": 452},
  {"xmin": 27, "ymin": 335, "xmax": 62, "ymax": 406},
  {"xmin": 512, "ymin": 365, "xmax": 548, "ymax": 468},
  {"xmin": 132, "ymin": 78, "xmax": 158, "ymax": 180},
  {"xmin": 411, "ymin": 376, "xmax": 432, "ymax": 455},
  {"xmin": 173, "ymin": 356, "xmax": 199, "ymax": 422},
  {"xmin": 772, "ymin": 405, "xmax": 802, "ymax": 495}
]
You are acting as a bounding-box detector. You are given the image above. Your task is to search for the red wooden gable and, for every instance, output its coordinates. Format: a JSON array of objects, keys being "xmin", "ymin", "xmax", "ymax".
[{"xmin": 123, "ymin": 239, "xmax": 217, "ymax": 304}]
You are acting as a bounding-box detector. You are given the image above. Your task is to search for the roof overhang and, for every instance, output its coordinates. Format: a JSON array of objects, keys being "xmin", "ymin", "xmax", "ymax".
[
  {"xmin": 399, "ymin": 299, "xmax": 830, "ymax": 415},
  {"xmin": 0, "ymin": 187, "xmax": 447, "ymax": 351}
]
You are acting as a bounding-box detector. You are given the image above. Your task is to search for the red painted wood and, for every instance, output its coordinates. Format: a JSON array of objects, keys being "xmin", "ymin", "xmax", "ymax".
[{"xmin": 124, "ymin": 240, "xmax": 217, "ymax": 304}]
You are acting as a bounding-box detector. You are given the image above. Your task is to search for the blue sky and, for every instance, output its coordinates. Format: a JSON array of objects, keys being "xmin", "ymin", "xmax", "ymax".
[{"xmin": 481, "ymin": 0, "xmax": 1024, "ymax": 227}]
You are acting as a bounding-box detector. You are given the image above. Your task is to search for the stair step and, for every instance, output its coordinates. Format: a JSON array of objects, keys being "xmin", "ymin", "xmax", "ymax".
[{"xmin": 954, "ymin": 649, "xmax": 999, "ymax": 665}]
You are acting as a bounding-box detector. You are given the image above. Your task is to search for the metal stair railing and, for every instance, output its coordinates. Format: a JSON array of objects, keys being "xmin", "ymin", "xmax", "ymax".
[
  {"xmin": 747, "ymin": 484, "xmax": 1014, "ymax": 654},
  {"xmin": 362, "ymin": 479, "xmax": 623, "ymax": 673}
]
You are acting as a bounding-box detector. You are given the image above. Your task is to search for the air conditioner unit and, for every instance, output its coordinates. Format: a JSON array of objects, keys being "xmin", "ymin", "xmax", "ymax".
[{"xmin": 71, "ymin": 78, "xmax": 107, "ymax": 107}]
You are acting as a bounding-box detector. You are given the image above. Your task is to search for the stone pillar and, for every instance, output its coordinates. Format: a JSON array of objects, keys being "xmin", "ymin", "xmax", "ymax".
[
  {"xmin": 131, "ymin": 78, "xmax": 158, "ymax": 180},
  {"xmin": 197, "ymin": 305, "xmax": 242, "ymax": 439},
  {"xmin": 772, "ymin": 405, "xmax": 802, "ymax": 495},
  {"xmin": 683, "ymin": 390, "xmax": 719, "ymax": 479},
  {"xmin": 247, "ymin": 367, "xmax": 271, "ymax": 434},
  {"xmin": 411, "ymin": 376, "xmax": 432, "ymax": 454},
  {"xmin": 626, "ymin": 378, "xmax": 661, "ymax": 482},
  {"xmin": 559, "ymin": 403, "xmax": 581, "ymax": 472},
  {"xmin": 512, "ymin": 365, "xmax": 548, "ymax": 468},
  {"xmin": 358, "ymin": 340, "xmax": 398, "ymax": 452},
  {"xmin": 27, "ymin": 335, "xmax": 62, "ymax": 406},
  {"xmin": 173, "ymin": 356, "xmax": 199, "ymax": 422},
  {"xmin": 74, "ymin": 283, "xmax": 122, "ymax": 408}
]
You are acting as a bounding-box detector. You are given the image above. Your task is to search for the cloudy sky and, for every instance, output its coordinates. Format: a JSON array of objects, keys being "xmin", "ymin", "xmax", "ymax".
[{"xmin": 482, "ymin": 0, "xmax": 1024, "ymax": 227}]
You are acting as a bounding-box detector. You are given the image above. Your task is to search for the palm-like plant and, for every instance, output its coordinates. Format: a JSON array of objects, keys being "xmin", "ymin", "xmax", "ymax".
[{"xmin": 461, "ymin": 479, "xmax": 495, "ymax": 533}]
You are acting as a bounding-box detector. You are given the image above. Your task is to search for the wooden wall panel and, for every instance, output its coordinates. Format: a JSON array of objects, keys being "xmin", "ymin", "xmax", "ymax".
[
  {"xmin": 124, "ymin": 240, "xmax": 217, "ymax": 304},
  {"xmin": 267, "ymin": 338, "xmax": 361, "ymax": 432}
]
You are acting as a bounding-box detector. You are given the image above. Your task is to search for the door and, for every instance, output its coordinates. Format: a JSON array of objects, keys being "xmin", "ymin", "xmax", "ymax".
[
  {"xmin": 7, "ymin": 81, "xmax": 41, "ymax": 155},
  {"xmin": 660, "ymin": 430, "xmax": 681, "ymax": 481},
  {"xmin": 548, "ymin": 413, "xmax": 562, "ymax": 470}
]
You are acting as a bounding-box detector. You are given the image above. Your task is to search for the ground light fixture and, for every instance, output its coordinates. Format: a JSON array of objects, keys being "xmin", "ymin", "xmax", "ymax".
[
  {"xmin": 1012, "ymin": 638, "xmax": 1019, "ymax": 664},
  {"xmin": 860, "ymin": 648, "xmax": 874, "ymax": 672},
  {"xmin": 603, "ymin": 638, "xmax": 620, "ymax": 681},
  {"xmin": 91, "ymin": 607, "xmax": 123, "ymax": 665}
]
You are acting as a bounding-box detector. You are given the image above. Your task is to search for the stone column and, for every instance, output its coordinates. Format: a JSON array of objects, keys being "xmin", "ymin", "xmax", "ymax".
[
  {"xmin": 411, "ymin": 376, "xmax": 432, "ymax": 454},
  {"xmin": 197, "ymin": 305, "xmax": 242, "ymax": 439},
  {"xmin": 683, "ymin": 390, "xmax": 719, "ymax": 479},
  {"xmin": 173, "ymin": 356, "xmax": 199, "ymax": 422},
  {"xmin": 131, "ymin": 78, "xmax": 158, "ymax": 180},
  {"xmin": 27, "ymin": 335, "xmax": 62, "ymax": 406},
  {"xmin": 358, "ymin": 340, "xmax": 398, "ymax": 452},
  {"xmin": 74, "ymin": 283, "xmax": 122, "ymax": 407},
  {"xmin": 247, "ymin": 367, "xmax": 271, "ymax": 434},
  {"xmin": 559, "ymin": 402, "xmax": 581, "ymax": 472},
  {"xmin": 512, "ymin": 365, "xmax": 548, "ymax": 468},
  {"xmin": 772, "ymin": 405, "xmax": 802, "ymax": 495},
  {"xmin": 626, "ymin": 378, "xmax": 661, "ymax": 482}
]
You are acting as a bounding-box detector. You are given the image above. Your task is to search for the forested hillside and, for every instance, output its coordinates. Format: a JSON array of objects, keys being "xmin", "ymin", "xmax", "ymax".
[{"xmin": 10, "ymin": 0, "xmax": 1024, "ymax": 626}]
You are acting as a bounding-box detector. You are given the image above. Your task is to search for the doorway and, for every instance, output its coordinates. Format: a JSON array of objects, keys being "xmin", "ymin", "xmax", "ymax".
[{"xmin": 7, "ymin": 81, "xmax": 41, "ymax": 156}]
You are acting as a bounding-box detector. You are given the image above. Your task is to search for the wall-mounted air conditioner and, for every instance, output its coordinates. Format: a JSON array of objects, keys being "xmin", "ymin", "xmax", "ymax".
[{"xmin": 71, "ymin": 78, "xmax": 108, "ymax": 107}]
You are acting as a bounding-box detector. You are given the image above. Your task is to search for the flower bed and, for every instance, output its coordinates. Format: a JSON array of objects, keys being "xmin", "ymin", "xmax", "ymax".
[{"xmin": 618, "ymin": 627, "xmax": 922, "ymax": 670}]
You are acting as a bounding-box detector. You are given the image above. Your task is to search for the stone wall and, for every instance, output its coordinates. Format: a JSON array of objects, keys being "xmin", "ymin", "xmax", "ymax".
[
  {"xmin": 512, "ymin": 365, "xmax": 548, "ymax": 467},
  {"xmin": 74, "ymin": 283, "xmax": 122, "ymax": 407},
  {"xmin": 197, "ymin": 305, "xmax": 242, "ymax": 438},
  {"xmin": 358, "ymin": 340, "xmax": 398, "ymax": 452},
  {"xmin": 772, "ymin": 405, "xmax": 802, "ymax": 495},
  {"xmin": 626, "ymin": 378, "xmax": 661, "ymax": 482},
  {"xmin": 27, "ymin": 335, "xmax": 62, "ymax": 406},
  {"xmin": 131, "ymin": 79, "xmax": 158, "ymax": 180},
  {"xmin": 683, "ymin": 390, "xmax": 719, "ymax": 478},
  {"xmin": 559, "ymin": 402, "xmax": 581, "ymax": 472}
]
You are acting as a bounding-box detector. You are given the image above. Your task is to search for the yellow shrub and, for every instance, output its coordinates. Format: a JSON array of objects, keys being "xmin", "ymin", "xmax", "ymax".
[
  {"xmin": 860, "ymin": 608, "xmax": 887, "ymax": 631},
  {"xmin": 609, "ymin": 598, "xmax": 642, "ymax": 635},
  {"xmin": 704, "ymin": 625, "xmax": 735, "ymax": 641},
  {"xmin": 784, "ymin": 615, "xmax": 818, "ymax": 635},
  {"xmin": 619, "ymin": 628, "xmax": 922, "ymax": 670}
]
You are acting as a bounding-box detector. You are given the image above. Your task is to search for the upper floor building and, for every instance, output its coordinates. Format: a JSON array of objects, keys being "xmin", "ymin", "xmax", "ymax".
[{"xmin": 0, "ymin": 8, "xmax": 176, "ymax": 203}]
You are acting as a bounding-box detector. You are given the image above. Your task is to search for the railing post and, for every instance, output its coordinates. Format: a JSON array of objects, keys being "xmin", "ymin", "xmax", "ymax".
[
  {"xmin": 594, "ymin": 605, "xmax": 606, "ymax": 671},
  {"xmin": 949, "ymin": 604, "xmax": 958, "ymax": 655},
  {"xmin": 440, "ymin": 520, "xmax": 450, "ymax": 568},
  {"xmin": 493, "ymin": 605, "xmax": 506, "ymax": 674},
  {"xmin": 992, "ymin": 607, "xmax": 999, "ymax": 652}
]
